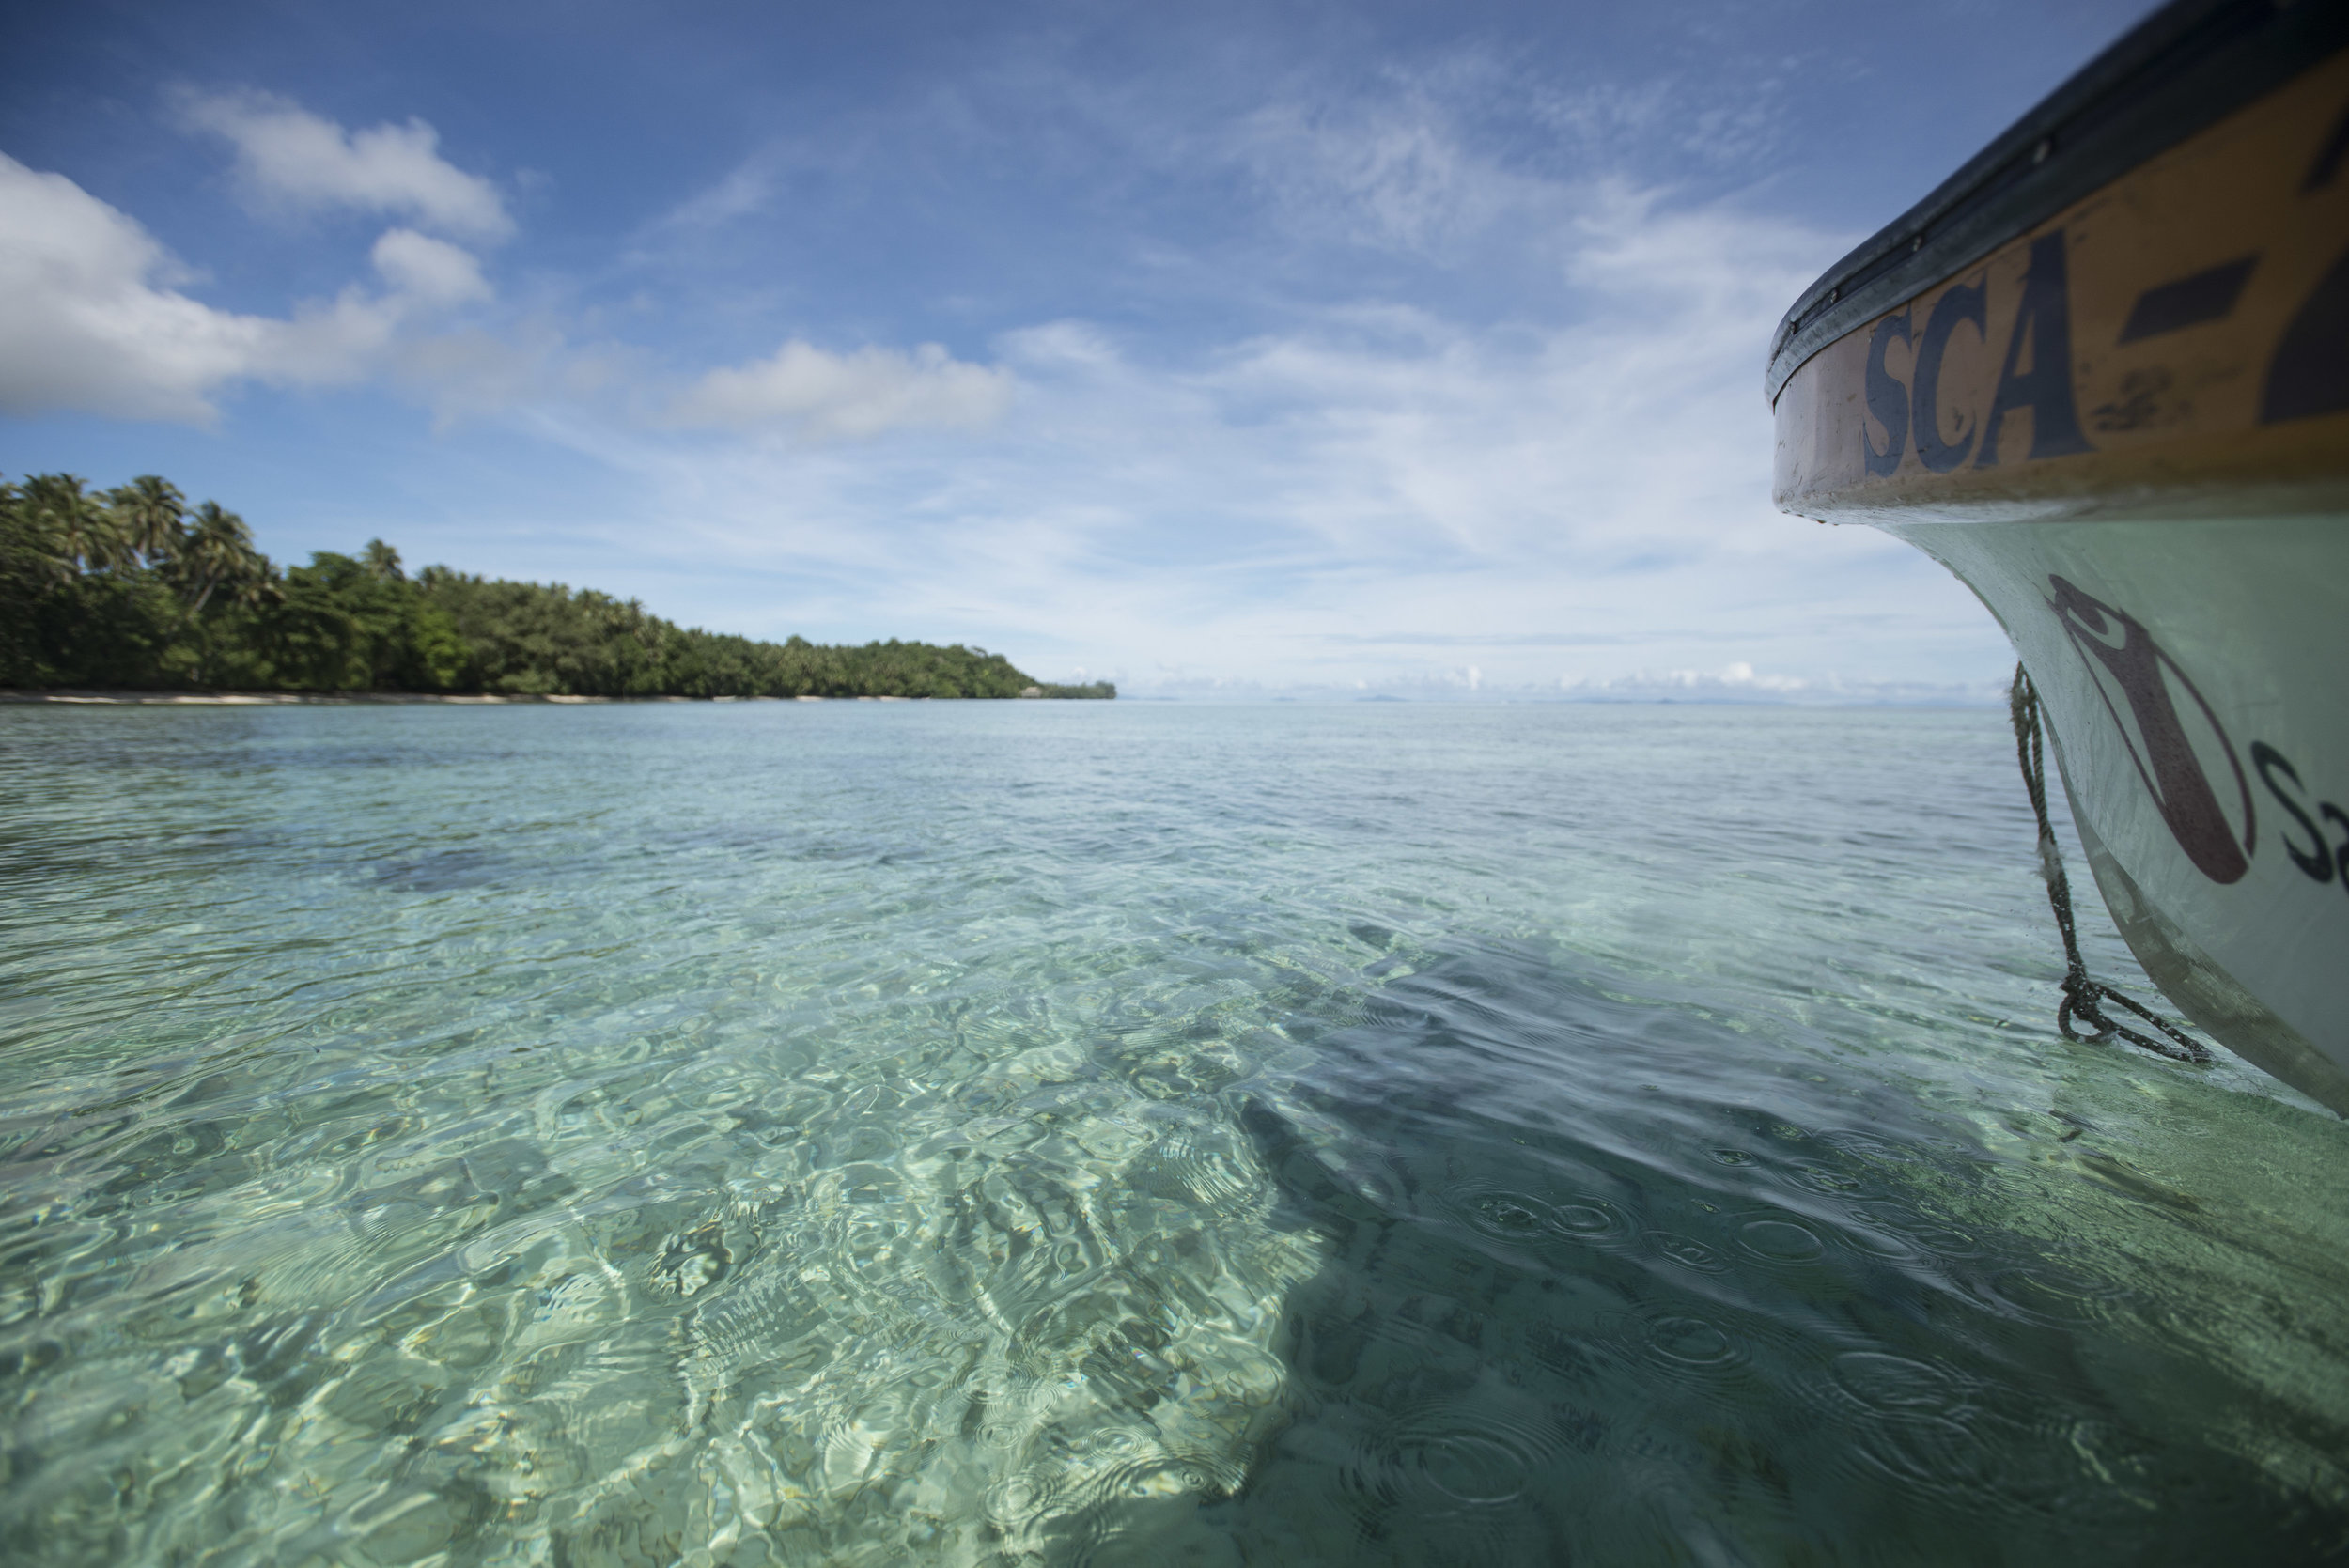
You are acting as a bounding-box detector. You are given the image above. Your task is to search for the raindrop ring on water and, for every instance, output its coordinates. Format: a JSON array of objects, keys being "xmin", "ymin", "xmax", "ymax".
[
  {"xmin": 1442, "ymin": 1182, "xmax": 1558, "ymax": 1242},
  {"xmin": 1737, "ymin": 1217, "xmax": 1826, "ymax": 1264},
  {"xmin": 1410, "ymin": 1431, "xmax": 1532, "ymax": 1505},
  {"xmin": 1646, "ymin": 1314, "xmax": 1737, "ymax": 1368},
  {"xmin": 1544, "ymin": 1197, "xmax": 1630, "ymax": 1241},
  {"xmin": 1384, "ymin": 1407, "xmax": 1564, "ymax": 1509},
  {"xmin": 1648, "ymin": 1231, "xmax": 1728, "ymax": 1272}
]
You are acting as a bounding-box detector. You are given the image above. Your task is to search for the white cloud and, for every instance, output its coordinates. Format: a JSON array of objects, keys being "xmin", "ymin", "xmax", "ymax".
[
  {"xmin": 0, "ymin": 154, "xmax": 491, "ymax": 422},
  {"xmin": 0, "ymin": 154, "xmax": 266, "ymax": 422},
  {"xmin": 668, "ymin": 340, "xmax": 1015, "ymax": 442},
  {"xmin": 369, "ymin": 226, "xmax": 490, "ymax": 305},
  {"xmin": 177, "ymin": 88, "xmax": 512, "ymax": 241}
]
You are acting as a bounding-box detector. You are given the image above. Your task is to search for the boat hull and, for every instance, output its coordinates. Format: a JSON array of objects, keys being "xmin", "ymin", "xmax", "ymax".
[
  {"xmin": 1890, "ymin": 513, "xmax": 2349, "ymax": 1111},
  {"xmin": 1767, "ymin": 7, "xmax": 2349, "ymax": 1109}
]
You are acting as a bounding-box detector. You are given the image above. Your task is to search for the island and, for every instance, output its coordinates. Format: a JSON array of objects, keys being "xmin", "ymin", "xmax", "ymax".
[{"xmin": 1, "ymin": 474, "xmax": 1112, "ymax": 701}]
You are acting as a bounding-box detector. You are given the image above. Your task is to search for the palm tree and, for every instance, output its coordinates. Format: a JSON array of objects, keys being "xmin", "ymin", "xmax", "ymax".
[
  {"xmin": 179, "ymin": 501, "xmax": 272, "ymax": 613},
  {"xmin": 20, "ymin": 474, "xmax": 132, "ymax": 574},
  {"xmin": 0, "ymin": 476, "xmax": 74, "ymax": 588},
  {"xmin": 106, "ymin": 476, "xmax": 187, "ymax": 567}
]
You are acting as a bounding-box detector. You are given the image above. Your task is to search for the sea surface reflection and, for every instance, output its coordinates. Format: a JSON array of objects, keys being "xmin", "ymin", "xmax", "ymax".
[{"xmin": 1, "ymin": 701, "xmax": 2342, "ymax": 1565}]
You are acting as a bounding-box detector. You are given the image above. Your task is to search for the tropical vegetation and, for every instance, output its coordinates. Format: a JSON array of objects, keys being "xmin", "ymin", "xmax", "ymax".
[{"xmin": 1, "ymin": 473, "xmax": 1112, "ymax": 700}]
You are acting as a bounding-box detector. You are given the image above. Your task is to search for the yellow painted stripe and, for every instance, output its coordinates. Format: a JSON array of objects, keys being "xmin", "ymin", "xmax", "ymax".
[{"xmin": 1775, "ymin": 50, "xmax": 2349, "ymax": 524}]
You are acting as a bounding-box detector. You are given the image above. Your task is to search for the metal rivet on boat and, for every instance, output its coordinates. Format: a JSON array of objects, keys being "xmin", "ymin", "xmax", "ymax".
[{"xmin": 2032, "ymin": 138, "xmax": 2051, "ymax": 163}]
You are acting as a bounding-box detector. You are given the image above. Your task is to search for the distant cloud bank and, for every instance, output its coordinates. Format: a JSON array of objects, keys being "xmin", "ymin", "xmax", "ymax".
[{"xmin": 1116, "ymin": 665, "xmax": 2008, "ymax": 705}]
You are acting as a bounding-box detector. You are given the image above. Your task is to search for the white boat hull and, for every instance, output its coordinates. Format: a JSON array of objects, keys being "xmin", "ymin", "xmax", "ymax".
[{"xmin": 1893, "ymin": 514, "xmax": 2349, "ymax": 1110}]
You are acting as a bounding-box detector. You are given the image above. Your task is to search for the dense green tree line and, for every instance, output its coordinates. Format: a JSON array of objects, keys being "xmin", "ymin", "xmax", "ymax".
[{"xmin": 1, "ymin": 474, "xmax": 1112, "ymax": 699}]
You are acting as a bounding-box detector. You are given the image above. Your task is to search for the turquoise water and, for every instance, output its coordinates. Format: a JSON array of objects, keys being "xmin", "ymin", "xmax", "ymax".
[{"xmin": 2, "ymin": 701, "xmax": 2344, "ymax": 1566}]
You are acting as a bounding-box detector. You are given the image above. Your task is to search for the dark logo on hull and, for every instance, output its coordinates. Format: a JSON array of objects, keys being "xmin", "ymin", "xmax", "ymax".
[{"xmin": 2047, "ymin": 575, "xmax": 2253, "ymax": 885}]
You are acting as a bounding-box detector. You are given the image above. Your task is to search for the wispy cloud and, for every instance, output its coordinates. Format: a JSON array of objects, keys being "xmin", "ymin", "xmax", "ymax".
[
  {"xmin": 1232, "ymin": 97, "xmax": 1548, "ymax": 257},
  {"xmin": 648, "ymin": 156, "xmax": 778, "ymax": 234}
]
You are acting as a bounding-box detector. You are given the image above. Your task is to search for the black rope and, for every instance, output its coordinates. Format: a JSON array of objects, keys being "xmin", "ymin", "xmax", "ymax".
[{"xmin": 2009, "ymin": 663, "xmax": 2211, "ymax": 1065}]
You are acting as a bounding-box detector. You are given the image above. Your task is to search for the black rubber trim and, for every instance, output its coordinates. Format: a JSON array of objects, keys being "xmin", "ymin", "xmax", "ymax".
[{"xmin": 1765, "ymin": 0, "xmax": 2349, "ymax": 405}]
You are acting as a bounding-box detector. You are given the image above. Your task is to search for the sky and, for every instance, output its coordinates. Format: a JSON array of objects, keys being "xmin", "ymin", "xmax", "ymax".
[{"xmin": 0, "ymin": 0, "xmax": 2154, "ymax": 699}]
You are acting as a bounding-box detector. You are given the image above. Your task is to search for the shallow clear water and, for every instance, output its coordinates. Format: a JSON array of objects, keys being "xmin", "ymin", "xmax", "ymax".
[{"xmin": 2, "ymin": 701, "xmax": 2344, "ymax": 1566}]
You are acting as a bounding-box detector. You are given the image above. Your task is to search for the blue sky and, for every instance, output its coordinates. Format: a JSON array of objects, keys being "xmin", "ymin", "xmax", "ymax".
[{"xmin": 1, "ymin": 0, "xmax": 2150, "ymax": 697}]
